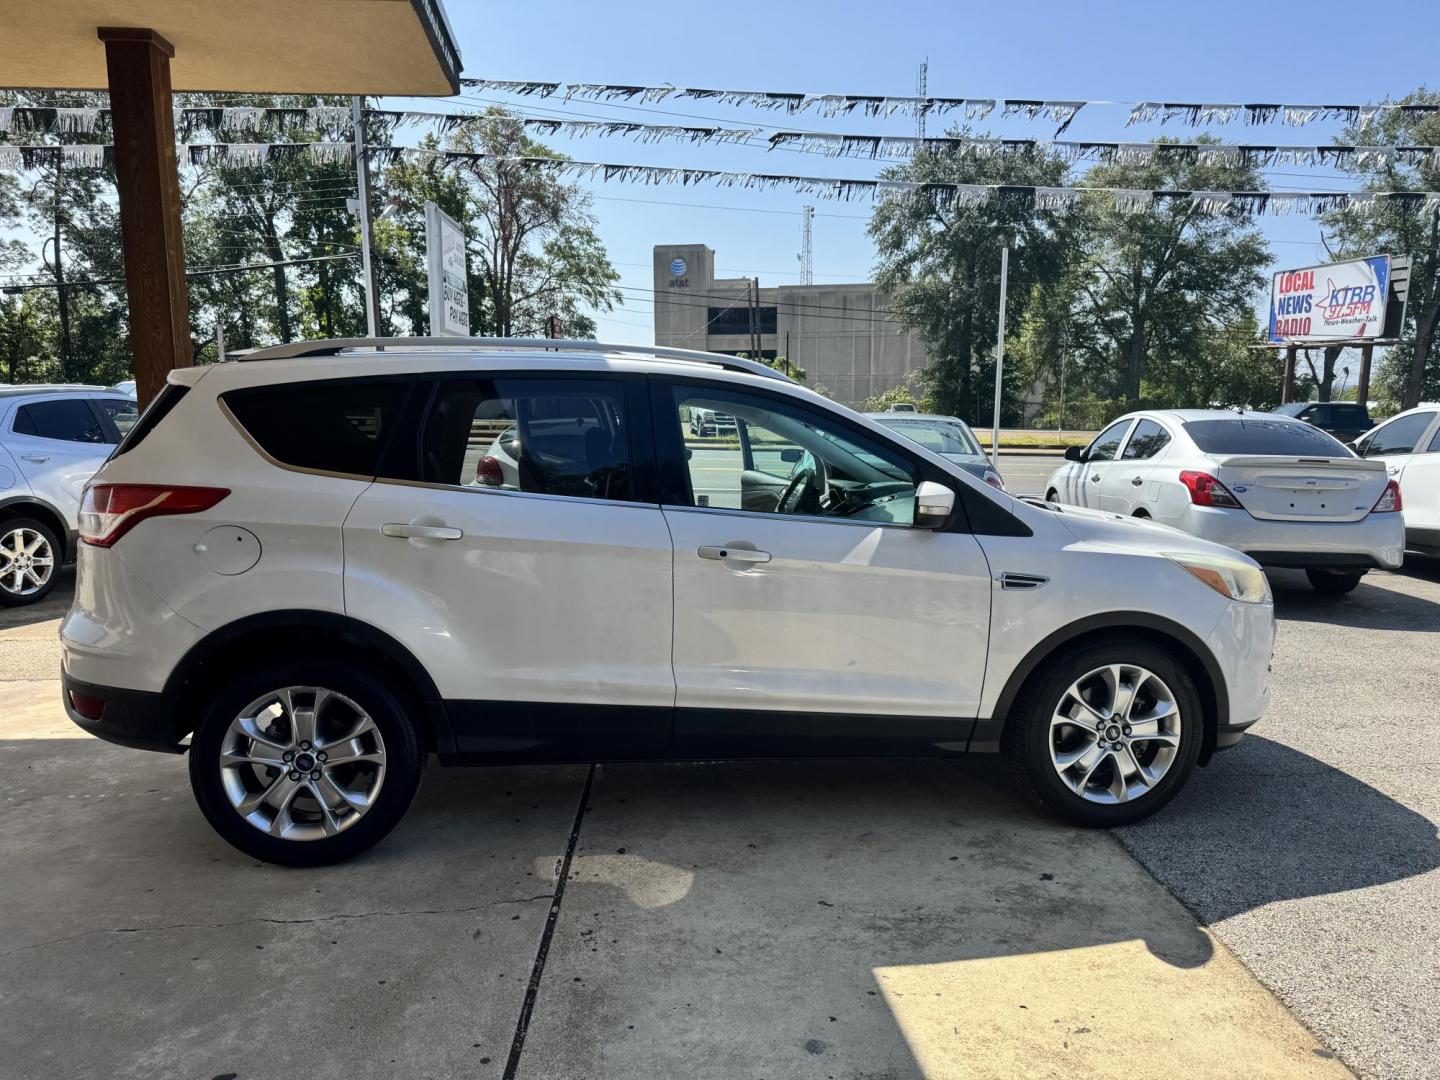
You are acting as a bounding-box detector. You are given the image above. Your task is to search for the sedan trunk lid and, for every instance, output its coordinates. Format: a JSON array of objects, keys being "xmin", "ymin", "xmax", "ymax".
[{"xmin": 1208, "ymin": 455, "xmax": 1387, "ymax": 522}]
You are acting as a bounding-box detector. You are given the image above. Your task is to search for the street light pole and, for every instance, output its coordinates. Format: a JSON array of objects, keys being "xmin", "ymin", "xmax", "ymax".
[{"xmin": 991, "ymin": 243, "xmax": 1009, "ymax": 466}]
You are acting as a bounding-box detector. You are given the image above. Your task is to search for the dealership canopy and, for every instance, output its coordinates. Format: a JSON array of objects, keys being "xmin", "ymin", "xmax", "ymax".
[{"xmin": 0, "ymin": 0, "xmax": 461, "ymax": 403}]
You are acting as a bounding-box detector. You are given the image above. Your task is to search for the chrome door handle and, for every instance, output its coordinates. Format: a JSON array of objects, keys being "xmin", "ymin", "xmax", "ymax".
[
  {"xmin": 380, "ymin": 523, "xmax": 462, "ymax": 541},
  {"xmin": 698, "ymin": 544, "xmax": 771, "ymax": 564},
  {"xmin": 1130, "ymin": 476, "xmax": 1144, "ymax": 486},
  {"xmin": 20, "ymin": 454, "xmax": 49, "ymax": 463}
]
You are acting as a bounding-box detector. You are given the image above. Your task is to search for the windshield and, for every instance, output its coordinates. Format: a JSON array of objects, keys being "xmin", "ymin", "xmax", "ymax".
[
  {"xmin": 877, "ymin": 418, "xmax": 984, "ymax": 457},
  {"xmin": 1184, "ymin": 418, "xmax": 1351, "ymax": 456}
]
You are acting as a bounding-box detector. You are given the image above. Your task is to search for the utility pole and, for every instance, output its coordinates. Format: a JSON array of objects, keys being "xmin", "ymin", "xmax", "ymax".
[
  {"xmin": 351, "ymin": 96, "xmax": 381, "ymax": 339},
  {"xmin": 991, "ymin": 243, "xmax": 1009, "ymax": 466},
  {"xmin": 45, "ymin": 161, "xmax": 72, "ymax": 377},
  {"xmin": 216, "ymin": 319, "xmax": 225, "ymax": 363}
]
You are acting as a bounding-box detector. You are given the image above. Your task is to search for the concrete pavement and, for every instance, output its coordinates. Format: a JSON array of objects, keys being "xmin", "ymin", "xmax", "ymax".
[{"xmin": 0, "ymin": 579, "xmax": 1352, "ymax": 1079}]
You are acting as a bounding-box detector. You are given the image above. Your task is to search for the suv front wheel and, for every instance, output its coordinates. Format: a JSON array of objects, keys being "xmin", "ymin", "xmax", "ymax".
[
  {"xmin": 1003, "ymin": 641, "xmax": 1203, "ymax": 827},
  {"xmin": 188, "ymin": 661, "xmax": 424, "ymax": 866}
]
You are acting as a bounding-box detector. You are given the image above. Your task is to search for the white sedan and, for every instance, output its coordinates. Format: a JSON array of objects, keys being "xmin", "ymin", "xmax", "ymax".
[
  {"xmin": 1045, "ymin": 409, "xmax": 1404, "ymax": 594},
  {"xmin": 1351, "ymin": 404, "xmax": 1440, "ymax": 557}
]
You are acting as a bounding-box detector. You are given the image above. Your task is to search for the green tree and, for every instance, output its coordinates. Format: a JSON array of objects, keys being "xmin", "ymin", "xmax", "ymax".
[
  {"xmin": 868, "ymin": 136, "xmax": 1072, "ymax": 422},
  {"xmin": 1056, "ymin": 140, "xmax": 1270, "ymax": 407},
  {"xmin": 1319, "ymin": 87, "xmax": 1440, "ymax": 408}
]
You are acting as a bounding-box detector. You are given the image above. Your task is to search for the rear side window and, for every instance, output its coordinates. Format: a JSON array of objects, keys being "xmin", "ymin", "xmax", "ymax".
[
  {"xmin": 224, "ymin": 378, "xmax": 409, "ymax": 476},
  {"xmin": 419, "ymin": 377, "xmax": 634, "ymax": 501},
  {"xmin": 1362, "ymin": 411, "xmax": 1436, "ymax": 456},
  {"xmin": 13, "ymin": 399, "xmax": 110, "ymax": 444},
  {"xmin": 110, "ymin": 385, "xmax": 188, "ymax": 458},
  {"xmin": 1184, "ymin": 419, "xmax": 1348, "ymax": 456},
  {"xmin": 1122, "ymin": 419, "xmax": 1171, "ymax": 460},
  {"xmin": 93, "ymin": 398, "xmax": 139, "ymax": 438}
]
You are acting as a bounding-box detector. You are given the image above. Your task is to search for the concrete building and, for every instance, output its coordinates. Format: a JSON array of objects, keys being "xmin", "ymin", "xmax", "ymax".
[{"xmin": 652, "ymin": 243, "xmax": 931, "ymax": 407}]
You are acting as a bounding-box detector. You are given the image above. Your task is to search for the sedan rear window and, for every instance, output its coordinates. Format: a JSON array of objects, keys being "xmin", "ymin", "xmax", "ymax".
[{"xmin": 1183, "ymin": 418, "xmax": 1350, "ymax": 456}]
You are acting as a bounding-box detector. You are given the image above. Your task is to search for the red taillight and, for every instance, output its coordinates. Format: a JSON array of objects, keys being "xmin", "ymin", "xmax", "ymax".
[
  {"xmin": 1179, "ymin": 470, "xmax": 1244, "ymax": 509},
  {"xmin": 1372, "ymin": 478, "xmax": 1403, "ymax": 513},
  {"xmin": 475, "ymin": 456, "xmax": 504, "ymax": 487},
  {"xmin": 79, "ymin": 484, "xmax": 230, "ymax": 548},
  {"xmin": 983, "ymin": 470, "xmax": 1006, "ymax": 491}
]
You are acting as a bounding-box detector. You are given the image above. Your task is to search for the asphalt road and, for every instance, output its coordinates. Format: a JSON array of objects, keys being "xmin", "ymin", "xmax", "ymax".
[{"xmin": 5, "ymin": 541, "xmax": 1440, "ymax": 1077}]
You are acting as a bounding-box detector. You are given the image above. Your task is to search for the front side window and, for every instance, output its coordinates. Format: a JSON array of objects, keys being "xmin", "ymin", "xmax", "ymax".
[
  {"xmin": 669, "ymin": 385, "xmax": 917, "ymax": 525},
  {"xmin": 1362, "ymin": 411, "xmax": 1436, "ymax": 457},
  {"xmin": 223, "ymin": 378, "xmax": 408, "ymax": 476},
  {"xmin": 421, "ymin": 377, "xmax": 633, "ymax": 501},
  {"xmin": 12, "ymin": 399, "xmax": 110, "ymax": 444},
  {"xmin": 1122, "ymin": 419, "xmax": 1171, "ymax": 460},
  {"xmin": 1086, "ymin": 420, "xmax": 1132, "ymax": 463}
]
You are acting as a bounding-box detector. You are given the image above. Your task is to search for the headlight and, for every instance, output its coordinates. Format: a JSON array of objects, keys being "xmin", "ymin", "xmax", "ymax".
[{"xmin": 1165, "ymin": 551, "xmax": 1271, "ymax": 604}]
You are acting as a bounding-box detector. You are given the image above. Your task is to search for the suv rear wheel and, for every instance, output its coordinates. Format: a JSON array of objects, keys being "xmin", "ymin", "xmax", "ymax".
[
  {"xmin": 188, "ymin": 661, "xmax": 424, "ymax": 866},
  {"xmin": 0, "ymin": 517, "xmax": 60, "ymax": 607},
  {"xmin": 1003, "ymin": 641, "xmax": 1203, "ymax": 827}
]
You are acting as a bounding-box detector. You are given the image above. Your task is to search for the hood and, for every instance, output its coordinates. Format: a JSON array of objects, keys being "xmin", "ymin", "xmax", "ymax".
[{"xmin": 1034, "ymin": 500, "xmax": 1260, "ymax": 566}]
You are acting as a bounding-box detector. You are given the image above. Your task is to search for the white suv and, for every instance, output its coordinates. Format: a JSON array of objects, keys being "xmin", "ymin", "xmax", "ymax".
[
  {"xmin": 0, "ymin": 384, "xmax": 137, "ymax": 605},
  {"xmin": 62, "ymin": 340, "xmax": 1274, "ymax": 866}
]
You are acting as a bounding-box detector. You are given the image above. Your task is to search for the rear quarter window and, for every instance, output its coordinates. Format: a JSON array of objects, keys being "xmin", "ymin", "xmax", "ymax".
[
  {"xmin": 222, "ymin": 378, "xmax": 411, "ymax": 476},
  {"xmin": 1184, "ymin": 418, "xmax": 1350, "ymax": 456}
]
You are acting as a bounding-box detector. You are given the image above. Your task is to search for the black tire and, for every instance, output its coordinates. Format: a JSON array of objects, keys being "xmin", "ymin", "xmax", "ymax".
[
  {"xmin": 0, "ymin": 515, "xmax": 62, "ymax": 607},
  {"xmin": 1002, "ymin": 639, "xmax": 1204, "ymax": 828},
  {"xmin": 1306, "ymin": 568, "xmax": 1363, "ymax": 595},
  {"xmin": 188, "ymin": 660, "xmax": 424, "ymax": 866}
]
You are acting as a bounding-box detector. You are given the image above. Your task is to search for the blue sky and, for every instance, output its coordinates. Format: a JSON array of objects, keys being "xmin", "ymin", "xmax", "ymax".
[{"xmin": 414, "ymin": 0, "xmax": 1440, "ymax": 343}]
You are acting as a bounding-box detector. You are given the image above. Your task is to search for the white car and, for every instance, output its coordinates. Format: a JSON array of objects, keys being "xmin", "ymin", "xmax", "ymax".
[
  {"xmin": 1351, "ymin": 405, "xmax": 1440, "ymax": 557},
  {"xmin": 62, "ymin": 338, "xmax": 1272, "ymax": 865},
  {"xmin": 0, "ymin": 384, "xmax": 138, "ymax": 605},
  {"xmin": 1044, "ymin": 409, "xmax": 1404, "ymax": 594},
  {"xmin": 866, "ymin": 412, "xmax": 1005, "ymax": 490}
]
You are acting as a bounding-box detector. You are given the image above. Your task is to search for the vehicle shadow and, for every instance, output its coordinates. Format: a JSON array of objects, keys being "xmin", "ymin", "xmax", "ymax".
[
  {"xmin": 1116, "ymin": 734, "xmax": 1440, "ymax": 923},
  {"xmin": 0, "ymin": 567, "xmax": 74, "ymax": 633},
  {"xmin": 1266, "ymin": 565, "xmax": 1440, "ymax": 630}
]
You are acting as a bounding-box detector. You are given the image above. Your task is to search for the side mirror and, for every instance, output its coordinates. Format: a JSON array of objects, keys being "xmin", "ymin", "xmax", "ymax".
[
  {"xmin": 1064, "ymin": 445, "xmax": 1083, "ymax": 462},
  {"xmin": 779, "ymin": 448, "xmax": 803, "ymax": 464},
  {"xmin": 913, "ymin": 480, "xmax": 955, "ymax": 529}
]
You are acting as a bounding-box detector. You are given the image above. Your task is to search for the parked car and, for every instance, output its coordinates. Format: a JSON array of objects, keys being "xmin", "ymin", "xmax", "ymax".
[
  {"xmin": 867, "ymin": 412, "xmax": 1005, "ymax": 489},
  {"xmin": 63, "ymin": 338, "xmax": 1272, "ymax": 865},
  {"xmin": 688, "ymin": 406, "xmax": 737, "ymax": 437},
  {"xmin": 885, "ymin": 402, "xmax": 918, "ymax": 413},
  {"xmin": 1350, "ymin": 405, "xmax": 1440, "ymax": 557},
  {"xmin": 0, "ymin": 384, "xmax": 138, "ymax": 606},
  {"xmin": 1044, "ymin": 410, "xmax": 1404, "ymax": 594},
  {"xmin": 1270, "ymin": 401, "xmax": 1373, "ymax": 443}
]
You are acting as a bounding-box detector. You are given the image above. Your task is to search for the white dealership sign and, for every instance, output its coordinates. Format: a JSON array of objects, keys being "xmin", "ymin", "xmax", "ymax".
[
  {"xmin": 425, "ymin": 201, "xmax": 470, "ymax": 337},
  {"xmin": 1268, "ymin": 256, "xmax": 1390, "ymax": 343}
]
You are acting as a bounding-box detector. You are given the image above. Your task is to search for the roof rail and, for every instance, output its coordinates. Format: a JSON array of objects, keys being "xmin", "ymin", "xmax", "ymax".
[{"xmin": 236, "ymin": 336, "xmax": 796, "ymax": 383}]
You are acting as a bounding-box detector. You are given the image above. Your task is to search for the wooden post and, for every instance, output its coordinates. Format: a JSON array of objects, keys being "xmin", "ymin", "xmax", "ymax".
[
  {"xmin": 1357, "ymin": 342, "xmax": 1374, "ymax": 406},
  {"xmin": 1281, "ymin": 345, "xmax": 1297, "ymax": 404},
  {"xmin": 99, "ymin": 28, "xmax": 190, "ymax": 407}
]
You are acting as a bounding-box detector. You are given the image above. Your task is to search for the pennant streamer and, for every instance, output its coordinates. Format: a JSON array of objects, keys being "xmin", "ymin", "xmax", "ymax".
[
  {"xmin": 766, "ymin": 131, "xmax": 1440, "ymax": 168},
  {"xmin": 3, "ymin": 141, "xmax": 1438, "ymax": 218},
  {"xmin": 462, "ymin": 79, "xmax": 1440, "ymax": 130}
]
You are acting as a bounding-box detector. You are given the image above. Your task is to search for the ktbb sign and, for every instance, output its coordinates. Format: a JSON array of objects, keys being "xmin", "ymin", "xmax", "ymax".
[{"xmin": 1268, "ymin": 256, "xmax": 1390, "ymax": 343}]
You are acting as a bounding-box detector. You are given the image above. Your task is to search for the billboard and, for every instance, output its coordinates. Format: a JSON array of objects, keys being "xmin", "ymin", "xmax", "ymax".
[
  {"xmin": 1268, "ymin": 256, "xmax": 1390, "ymax": 343},
  {"xmin": 424, "ymin": 201, "xmax": 470, "ymax": 337}
]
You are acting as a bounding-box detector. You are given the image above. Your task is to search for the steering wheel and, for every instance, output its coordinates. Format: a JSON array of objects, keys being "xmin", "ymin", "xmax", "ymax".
[{"xmin": 777, "ymin": 454, "xmax": 826, "ymax": 514}]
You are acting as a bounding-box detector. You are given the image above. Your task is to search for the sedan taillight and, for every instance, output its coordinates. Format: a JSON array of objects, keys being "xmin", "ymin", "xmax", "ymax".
[
  {"xmin": 1179, "ymin": 470, "xmax": 1244, "ymax": 509},
  {"xmin": 475, "ymin": 456, "xmax": 504, "ymax": 486},
  {"xmin": 1371, "ymin": 479, "xmax": 1403, "ymax": 513},
  {"xmin": 79, "ymin": 484, "xmax": 230, "ymax": 548}
]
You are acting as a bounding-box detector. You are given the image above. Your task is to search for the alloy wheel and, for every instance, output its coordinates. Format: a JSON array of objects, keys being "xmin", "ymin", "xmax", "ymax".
[
  {"xmin": 218, "ymin": 686, "xmax": 387, "ymax": 841},
  {"xmin": 1048, "ymin": 663, "xmax": 1182, "ymax": 804},
  {"xmin": 0, "ymin": 527, "xmax": 55, "ymax": 597}
]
